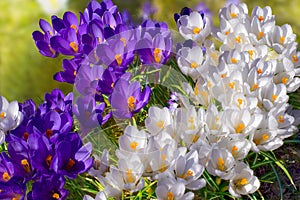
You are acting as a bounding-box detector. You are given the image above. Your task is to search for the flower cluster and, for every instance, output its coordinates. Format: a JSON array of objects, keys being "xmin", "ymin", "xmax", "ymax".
[
  {"xmin": 3, "ymin": 0, "xmax": 300, "ymax": 199},
  {"xmin": 0, "ymin": 89, "xmax": 92, "ymax": 199}
]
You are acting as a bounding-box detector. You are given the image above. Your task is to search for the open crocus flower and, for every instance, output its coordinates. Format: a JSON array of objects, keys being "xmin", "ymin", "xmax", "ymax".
[
  {"xmin": 229, "ymin": 162, "xmax": 260, "ymax": 198},
  {"xmin": 175, "ymin": 8, "xmax": 211, "ymax": 43},
  {"xmin": 0, "ymin": 96, "xmax": 23, "ymax": 144},
  {"xmin": 110, "ymin": 78, "xmax": 151, "ymax": 119}
]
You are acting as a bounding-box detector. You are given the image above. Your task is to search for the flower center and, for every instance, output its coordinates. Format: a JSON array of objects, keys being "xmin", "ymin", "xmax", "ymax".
[
  {"xmin": 0, "ymin": 111, "xmax": 6, "ymax": 119},
  {"xmin": 120, "ymin": 37, "xmax": 127, "ymax": 47},
  {"xmin": 231, "ymin": 145, "xmax": 239, "ymax": 156},
  {"xmin": 230, "ymin": 13, "xmax": 238, "ymax": 18},
  {"xmin": 46, "ymin": 129, "xmax": 53, "ymax": 138},
  {"xmin": 237, "ymin": 178, "xmax": 248, "ymax": 186},
  {"xmin": 281, "ymin": 77, "xmax": 288, "ymax": 84},
  {"xmin": 278, "ymin": 115, "xmax": 285, "ymax": 123},
  {"xmin": 46, "ymin": 155, "xmax": 53, "ymax": 167},
  {"xmin": 70, "ymin": 41, "xmax": 78, "ymax": 53},
  {"xmin": 126, "ymin": 169, "xmax": 134, "ymax": 183},
  {"xmin": 2, "ymin": 172, "xmax": 11, "ymax": 181},
  {"xmin": 70, "ymin": 24, "xmax": 78, "ymax": 34},
  {"xmin": 154, "ymin": 48, "xmax": 162, "ymax": 63},
  {"xmin": 190, "ymin": 62, "xmax": 198, "ymax": 68},
  {"xmin": 258, "ymin": 15, "xmax": 264, "ymax": 21},
  {"xmin": 217, "ymin": 157, "xmax": 225, "ymax": 171},
  {"xmin": 127, "ymin": 96, "xmax": 136, "ymax": 111},
  {"xmin": 130, "ymin": 141, "xmax": 138, "ymax": 151},
  {"xmin": 167, "ymin": 191, "xmax": 174, "ymax": 200},
  {"xmin": 280, "ymin": 36, "xmax": 285, "ymax": 44},
  {"xmin": 21, "ymin": 159, "xmax": 31, "ymax": 173},
  {"xmin": 115, "ymin": 54, "xmax": 122, "ymax": 65},
  {"xmin": 52, "ymin": 193, "xmax": 60, "ymax": 199},
  {"xmin": 271, "ymin": 94, "xmax": 278, "ymax": 102},
  {"xmin": 66, "ymin": 158, "xmax": 76, "ymax": 171},
  {"xmin": 235, "ymin": 123, "xmax": 245, "ymax": 133},
  {"xmin": 192, "ymin": 27, "xmax": 201, "ymax": 34},
  {"xmin": 23, "ymin": 132, "xmax": 29, "ymax": 141},
  {"xmin": 292, "ymin": 54, "xmax": 299, "ymax": 63},
  {"xmin": 156, "ymin": 120, "xmax": 165, "ymax": 128}
]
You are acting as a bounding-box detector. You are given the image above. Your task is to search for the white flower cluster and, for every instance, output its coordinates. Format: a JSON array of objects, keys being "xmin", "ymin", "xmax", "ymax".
[{"xmin": 86, "ymin": 3, "xmax": 300, "ymax": 199}]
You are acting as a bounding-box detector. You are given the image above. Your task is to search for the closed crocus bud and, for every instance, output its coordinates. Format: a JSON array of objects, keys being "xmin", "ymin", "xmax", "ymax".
[{"xmin": 229, "ymin": 162, "xmax": 260, "ymax": 198}]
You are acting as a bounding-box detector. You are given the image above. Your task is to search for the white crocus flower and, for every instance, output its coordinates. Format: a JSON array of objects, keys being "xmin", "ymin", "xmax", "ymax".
[
  {"xmin": 174, "ymin": 150, "xmax": 206, "ymax": 190},
  {"xmin": 156, "ymin": 177, "xmax": 194, "ymax": 200},
  {"xmin": 89, "ymin": 149, "xmax": 110, "ymax": 179},
  {"xmin": 182, "ymin": 80, "xmax": 212, "ymax": 107},
  {"xmin": 250, "ymin": 128, "xmax": 283, "ymax": 152},
  {"xmin": 251, "ymin": 6, "xmax": 274, "ymax": 24},
  {"xmin": 271, "ymin": 24, "xmax": 296, "ymax": 53},
  {"xmin": 0, "ymin": 96, "xmax": 23, "ymax": 144},
  {"xmin": 217, "ymin": 138, "xmax": 251, "ymax": 160},
  {"xmin": 177, "ymin": 11, "xmax": 211, "ymax": 43},
  {"xmin": 36, "ymin": 0, "xmax": 68, "ymax": 14},
  {"xmin": 229, "ymin": 162, "xmax": 260, "ymax": 197},
  {"xmin": 219, "ymin": 3, "xmax": 248, "ymax": 22},
  {"xmin": 206, "ymin": 148, "xmax": 235, "ymax": 180},
  {"xmin": 145, "ymin": 106, "xmax": 173, "ymax": 135}
]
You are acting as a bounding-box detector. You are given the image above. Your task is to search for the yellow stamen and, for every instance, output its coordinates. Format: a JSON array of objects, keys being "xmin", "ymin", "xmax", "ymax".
[
  {"xmin": 70, "ymin": 41, "xmax": 78, "ymax": 53},
  {"xmin": 167, "ymin": 191, "xmax": 174, "ymax": 200},
  {"xmin": 126, "ymin": 169, "xmax": 134, "ymax": 183},
  {"xmin": 21, "ymin": 159, "xmax": 31, "ymax": 173},
  {"xmin": 258, "ymin": 31, "xmax": 264, "ymax": 39},
  {"xmin": 73, "ymin": 70, "xmax": 77, "ymax": 76},
  {"xmin": 237, "ymin": 178, "xmax": 248, "ymax": 186},
  {"xmin": 127, "ymin": 96, "xmax": 136, "ymax": 110},
  {"xmin": 111, "ymin": 82, "xmax": 114, "ymax": 88},
  {"xmin": 229, "ymin": 82, "xmax": 235, "ymax": 89},
  {"xmin": 46, "ymin": 129, "xmax": 53, "ymax": 138},
  {"xmin": 217, "ymin": 157, "xmax": 225, "ymax": 171},
  {"xmin": 231, "ymin": 58, "xmax": 238, "ymax": 64},
  {"xmin": 52, "ymin": 193, "xmax": 60, "ymax": 199},
  {"xmin": 281, "ymin": 77, "xmax": 288, "ymax": 84},
  {"xmin": 230, "ymin": 13, "xmax": 237, "ymax": 18},
  {"xmin": 130, "ymin": 141, "xmax": 138, "ymax": 151},
  {"xmin": 190, "ymin": 62, "xmax": 198, "ymax": 68},
  {"xmin": 194, "ymin": 84, "xmax": 199, "ymax": 95},
  {"xmin": 257, "ymin": 68, "xmax": 262, "ymax": 74},
  {"xmin": 46, "ymin": 155, "xmax": 52, "ymax": 167},
  {"xmin": 120, "ymin": 37, "xmax": 126, "ymax": 47},
  {"xmin": 154, "ymin": 48, "xmax": 161, "ymax": 63},
  {"xmin": 225, "ymin": 30, "xmax": 230, "ymax": 35},
  {"xmin": 70, "ymin": 24, "xmax": 78, "ymax": 34},
  {"xmin": 235, "ymin": 36, "xmax": 241, "ymax": 43},
  {"xmin": 235, "ymin": 123, "xmax": 245, "ymax": 133},
  {"xmin": 271, "ymin": 94, "xmax": 278, "ymax": 102},
  {"xmin": 192, "ymin": 27, "xmax": 201, "ymax": 34},
  {"xmin": 221, "ymin": 73, "xmax": 227, "ymax": 78},
  {"xmin": 188, "ymin": 117, "xmax": 194, "ymax": 123},
  {"xmin": 23, "ymin": 132, "xmax": 29, "ymax": 141},
  {"xmin": 278, "ymin": 115, "xmax": 285, "ymax": 123},
  {"xmin": 115, "ymin": 54, "xmax": 122, "ymax": 65},
  {"xmin": 248, "ymin": 50, "xmax": 254, "ymax": 59},
  {"xmin": 161, "ymin": 154, "xmax": 167, "ymax": 161},
  {"xmin": 262, "ymin": 134, "xmax": 269, "ymax": 141},
  {"xmin": 231, "ymin": 145, "xmax": 238, "ymax": 156},
  {"xmin": 251, "ymin": 83, "xmax": 258, "ymax": 91},
  {"xmin": 237, "ymin": 98, "xmax": 243, "ymax": 107},
  {"xmin": 192, "ymin": 134, "xmax": 199, "ymax": 143},
  {"xmin": 292, "ymin": 54, "xmax": 299, "ymax": 63},
  {"xmin": 2, "ymin": 172, "xmax": 11, "ymax": 181},
  {"xmin": 201, "ymin": 91, "xmax": 207, "ymax": 97},
  {"xmin": 258, "ymin": 15, "xmax": 264, "ymax": 21},
  {"xmin": 280, "ymin": 36, "xmax": 285, "ymax": 44},
  {"xmin": 66, "ymin": 158, "xmax": 75, "ymax": 171},
  {"xmin": 156, "ymin": 120, "xmax": 165, "ymax": 128},
  {"xmin": 0, "ymin": 111, "xmax": 6, "ymax": 119}
]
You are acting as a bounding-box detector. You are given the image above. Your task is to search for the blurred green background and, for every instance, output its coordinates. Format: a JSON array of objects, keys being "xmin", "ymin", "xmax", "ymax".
[{"xmin": 1, "ymin": 0, "xmax": 300, "ymax": 102}]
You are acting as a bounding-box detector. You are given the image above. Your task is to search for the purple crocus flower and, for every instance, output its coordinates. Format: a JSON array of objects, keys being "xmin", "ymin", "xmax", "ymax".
[
  {"xmin": 54, "ymin": 59, "xmax": 79, "ymax": 84},
  {"xmin": 96, "ymin": 37, "xmax": 135, "ymax": 70},
  {"xmin": 110, "ymin": 78, "xmax": 151, "ymax": 119},
  {"xmin": 0, "ymin": 152, "xmax": 19, "ymax": 182},
  {"xmin": 39, "ymin": 89, "xmax": 73, "ymax": 115},
  {"xmin": 28, "ymin": 175, "xmax": 68, "ymax": 200},
  {"xmin": 73, "ymin": 95, "xmax": 111, "ymax": 135},
  {"xmin": 98, "ymin": 68, "xmax": 130, "ymax": 96},
  {"xmin": 51, "ymin": 133, "xmax": 93, "ymax": 179},
  {"xmin": 0, "ymin": 178, "xmax": 26, "ymax": 199},
  {"xmin": 32, "ymin": 19, "xmax": 58, "ymax": 58},
  {"xmin": 136, "ymin": 33, "xmax": 172, "ymax": 68}
]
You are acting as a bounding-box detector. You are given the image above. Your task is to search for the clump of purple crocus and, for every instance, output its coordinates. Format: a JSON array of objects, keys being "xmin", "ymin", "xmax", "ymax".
[{"xmin": 2, "ymin": 89, "xmax": 93, "ymax": 199}]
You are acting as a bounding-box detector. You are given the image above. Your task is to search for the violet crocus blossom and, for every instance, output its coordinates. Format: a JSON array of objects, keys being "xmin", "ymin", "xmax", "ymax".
[
  {"xmin": 28, "ymin": 175, "xmax": 68, "ymax": 200},
  {"xmin": 0, "ymin": 177, "xmax": 26, "ymax": 199},
  {"xmin": 110, "ymin": 78, "xmax": 151, "ymax": 119},
  {"xmin": 73, "ymin": 95, "xmax": 111, "ymax": 135},
  {"xmin": 54, "ymin": 58, "xmax": 79, "ymax": 84},
  {"xmin": 51, "ymin": 133, "xmax": 93, "ymax": 179},
  {"xmin": 136, "ymin": 33, "xmax": 172, "ymax": 68}
]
